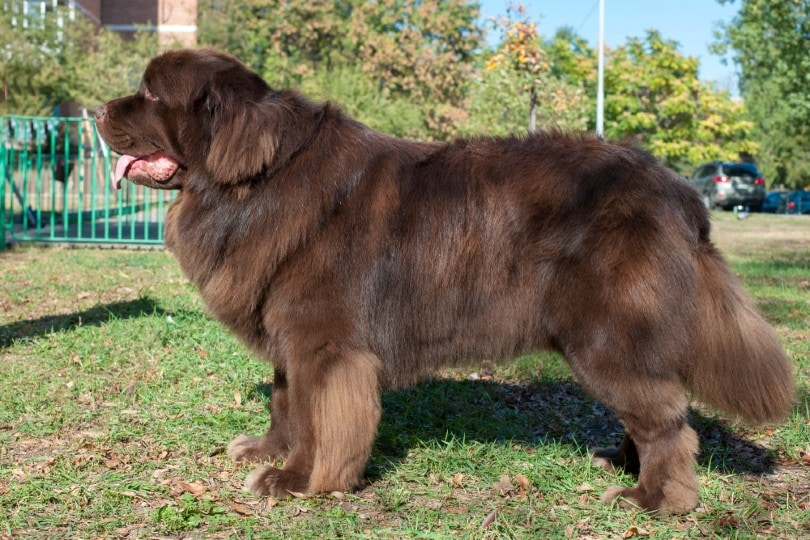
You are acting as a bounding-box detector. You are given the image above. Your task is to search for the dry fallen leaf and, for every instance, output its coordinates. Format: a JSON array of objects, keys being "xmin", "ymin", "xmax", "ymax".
[
  {"xmin": 228, "ymin": 501, "xmax": 253, "ymax": 516},
  {"xmin": 151, "ymin": 468, "xmax": 170, "ymax": 482},
  {"xmin": 122, "ymin": 381, "xmax": 137, "ymax": 396},
  {"xmin": 492, "ymin": 475, "xmax": 515, "ymax": 495},
  {"xmin": 446, "ymin": 505, "xmax": 468, "ymax": 515},
  {"xmin": 175, "ymin": 480, "xmax": 207, "ymax": 497},
  {"xmin": 481, "ymin": 508, "xmax": 498, "ymax": 528},
  {"xmin": 717, "ymin": 513, "xmax": 741, "ymax": 528},
  {"xmin": 515, "ymin": 474, "xmax": 531, "ymax": 491},
  {"xmin": 257, "ymin": 496, "xmax": 279, "ymax": 513},
  {"xmin": 622, "ymin": 526, "xmax": 650, "ymax": 538}
]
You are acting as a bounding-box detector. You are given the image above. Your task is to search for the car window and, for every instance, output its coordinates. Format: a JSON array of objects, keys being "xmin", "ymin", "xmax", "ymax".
[
  {"xmin": 693, "ymin": 164, "xmax": 715, "ymax": 177},
  {"xmin": 722, "ymin": 163, "xmax": 759, "ymax": 177}
]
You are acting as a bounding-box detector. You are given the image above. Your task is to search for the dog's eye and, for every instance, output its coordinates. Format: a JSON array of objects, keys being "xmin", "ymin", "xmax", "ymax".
[{"xmin": 144, "ymin": 88, "xmax": 159, "ymax": 102}]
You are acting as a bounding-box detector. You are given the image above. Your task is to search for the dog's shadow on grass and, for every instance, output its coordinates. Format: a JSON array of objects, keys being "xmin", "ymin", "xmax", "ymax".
[
  {"xmin": 253, "ymin": 375, "xmax": 787, "ymax": 482},
  {"xmin": 0, "ymin": 298, "xmax": 166, "ymax": 348}
]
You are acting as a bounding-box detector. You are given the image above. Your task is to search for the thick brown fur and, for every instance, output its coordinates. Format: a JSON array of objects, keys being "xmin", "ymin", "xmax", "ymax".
[{"xmin": 96, "ymin": 49, "xmax": 795, "ymax": 514}]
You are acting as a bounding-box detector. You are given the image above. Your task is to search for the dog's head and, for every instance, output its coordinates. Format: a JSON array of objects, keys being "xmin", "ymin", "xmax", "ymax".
[{"xmin": 96, "ymin": 48, "xmax": 280, "ymax": 190}]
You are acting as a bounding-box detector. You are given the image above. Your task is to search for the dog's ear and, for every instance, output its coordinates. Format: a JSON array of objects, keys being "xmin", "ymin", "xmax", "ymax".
[{"xmin": 204, "ymin": 81, "xmax": 278, "ymax": 183}]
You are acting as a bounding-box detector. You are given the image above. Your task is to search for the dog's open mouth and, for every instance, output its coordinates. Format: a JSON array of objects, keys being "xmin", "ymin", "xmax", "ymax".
[{"xmin": 114, "ymin": 150, "xmax": 180, "ymax": 189}]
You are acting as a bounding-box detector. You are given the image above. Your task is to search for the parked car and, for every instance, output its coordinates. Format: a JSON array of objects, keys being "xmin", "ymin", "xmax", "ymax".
[
  {"xmin": 776, "ymin": 190, "xmax": 810, "ymax": 215},
  {"xmin": 687, "ymin": 161, "xmax": 767, "ymax": 211},
  {"xmin": 761, "ymin": 190, "xmax": 789, "ymax": 213}
]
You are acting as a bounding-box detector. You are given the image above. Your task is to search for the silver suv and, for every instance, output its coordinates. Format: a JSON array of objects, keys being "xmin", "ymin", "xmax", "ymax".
[{"xmin": 688, "ymin": 161, "xmax": 766, "ymax": 211}]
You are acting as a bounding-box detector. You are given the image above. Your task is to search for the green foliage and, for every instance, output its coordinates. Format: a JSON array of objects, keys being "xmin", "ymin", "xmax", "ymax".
[
  {"xmin": 349, "ymin": 0, "xmax": 483, "ymax": 138},
  {"xmin": 462, "ymin": 8, "xmax": 591, "ymax": 136},
  {"xmin": 714, "ymin": 0, "xmax": 810, "ymax": 187},
  {"xmin": 298, "ymin": 64, "xmax": 427, "ymax": 139},
  {"xmin": 0, "ymin": 6, "xmax": 72, "ymax": 115},
  {"xmin": 462, "ymin": 55, "xmax": 590, "ymax": 136},
  {"xmin": 198, "ymin": 0, "xmax": 353, "ymax": 86},
  {"xmin": 198, "ymin": 0, "xmax": 482, "ymax": 139},
  {"xmin": 61, "ymin": 26, "xmax": 160, "ymax": 110},
  {"xmin": 0, "ymin": 0, "xmax": 785, "ymax": 177},
  {"xmin": 153, "ymin": 494, "xmax": 227, "ymax": 532},
  {"xmin": 0, "ymin": 4, "xmax": 159, "ymax": 116},
  {"xmin": 605, "ymin": 31, "xmax": 757, "ymax": 173},
  {"xmin": 545, "ymin": 27, "xmax": 598, "ymax": 89}
]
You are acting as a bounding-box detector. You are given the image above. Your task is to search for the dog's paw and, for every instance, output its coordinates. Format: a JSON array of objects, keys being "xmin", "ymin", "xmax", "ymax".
[
  {"xmin": 226, "ymin": 435, "xmax": 263, "ymax": 461},
  {"xmin": 591, "ymin": 447, "xmax": 625, "ymax": 473},
  {"xmin": 591, "ymin": 443, "xmax": 640, "ymax": 475},
  {"xmin": 227, "ymin": 433, "xmax": 290, "ymax": 462},
  {"xmin": 591, "ymin": 454, "xmax": 617, "ymax": 473},
  {"xmin": 244, "ymin": 465, "xmax": 310, "ymax": 498},
  {"xmin": 600, "ymin": 485, "xmax": 697, "ymax": 514},
  {"xmin": 601, "ymin": 485, "xmax": 635, "ymax": 506}
]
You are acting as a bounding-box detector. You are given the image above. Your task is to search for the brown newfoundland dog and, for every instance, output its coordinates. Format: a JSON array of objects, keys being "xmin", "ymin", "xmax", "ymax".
[{"xmin": 95, "ymin": 48, "xmax": 794, "ymax": 513}]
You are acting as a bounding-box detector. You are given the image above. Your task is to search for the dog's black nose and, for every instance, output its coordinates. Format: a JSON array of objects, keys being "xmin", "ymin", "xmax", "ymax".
[{"xmin": 94, "ymin": 105, "xmax": 106, "ymax": 120}]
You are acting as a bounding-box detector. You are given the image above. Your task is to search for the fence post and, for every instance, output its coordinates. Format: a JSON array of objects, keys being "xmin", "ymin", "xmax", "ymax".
[{"xmin": 0, "ymin": 125, "xmax": 6, "ymax": 252}]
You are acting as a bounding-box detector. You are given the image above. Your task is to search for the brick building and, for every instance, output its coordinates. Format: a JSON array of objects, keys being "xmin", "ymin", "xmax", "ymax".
[
  {"xmin": 76, "ymin": 0, "xmax": 197, "ymax": 46},
  {"xmin": 76, "ymin": 0, "xmax": 198, "ymax": 46},
  {"xmin": 6, "ymin": 0, "xmax": 198, "ymax": 46}
]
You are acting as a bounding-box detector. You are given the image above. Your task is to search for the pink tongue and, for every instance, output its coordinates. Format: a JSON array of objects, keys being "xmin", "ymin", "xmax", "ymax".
[
  {"xmin": 114, "ymin": 155, "xmax": 138, "ymax": 189},
  {"xmin": 113, "ymin": 151, "xmax": 179, "ymax": 189}
]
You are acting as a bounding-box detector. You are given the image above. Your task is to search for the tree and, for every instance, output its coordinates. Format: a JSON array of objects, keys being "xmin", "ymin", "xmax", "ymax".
[
  {"xmin": 466, "ymin": 6, "xmax": 590, "ymax": 136},
  {"xmin": 605, "ymin": 31, "xmax": 757, "ymax": 173},
  {"xmin": 347, "ymin": 0, "xmax": 482, "ymax": 137},
  {"xmin": 62, "ymin": 26, "xmax": 159, "ymax": 110},
  {"xmin": 713, "ymin": 0, "xmax": 810, "ymax": 187},
  {"xmin": 198, "ymin": 0, "xmax": 354, "ymax": 87},
  {"xmin": 198, "ymin": 0, "xmax": 483, "ymax": 140},
  {"xmin": 1, "ymin": 5, "xmax": 71, "ymax": 115},
  {"xmin": 1, "ymin": 4, "xmax": 158, "ymax": 116},
  {"xmin": 545, "ymin": 27, "xmax": 597, "ymax": 89}
]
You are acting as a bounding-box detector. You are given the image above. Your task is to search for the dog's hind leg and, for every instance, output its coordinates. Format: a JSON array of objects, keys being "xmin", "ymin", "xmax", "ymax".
[
  {"xmin": 568, "ymin": 351, "xmax": 699, "ymax": 514},
  {"xmin": 592, "ymin": 433, "xmax": 640, "ymax": 475},
  {"xmin": 242, "ymin": 348, "xmax": 382, "ymax": 498},
  {"xmin": 227, "ymin": 368, "xmax": 293, "ymax": 463},
  {"xmin": 600, "ymin": 405, "xmax": 699, "ymax": 514}
]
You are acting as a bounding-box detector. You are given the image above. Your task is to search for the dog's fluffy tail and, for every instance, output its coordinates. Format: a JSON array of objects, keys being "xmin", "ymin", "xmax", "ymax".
[{"xmin": 685, "ymin": 244, "xmax": 795, "ymax": 424}]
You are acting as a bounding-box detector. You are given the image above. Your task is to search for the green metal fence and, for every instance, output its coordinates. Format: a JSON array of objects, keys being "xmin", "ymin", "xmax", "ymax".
[{"xmin": 1, "ymin": 115, "xmax": 175, "ymax": 250}]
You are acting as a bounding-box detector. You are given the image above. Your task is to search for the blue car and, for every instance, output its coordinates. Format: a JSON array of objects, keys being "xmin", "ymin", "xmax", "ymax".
[
  {"xmin": 776, "ymin": 191, "xmax": 810, "ymax": 214},
  {"xmin": 760, "ymin": 191, "xmax": 788, "ymax": 213}
]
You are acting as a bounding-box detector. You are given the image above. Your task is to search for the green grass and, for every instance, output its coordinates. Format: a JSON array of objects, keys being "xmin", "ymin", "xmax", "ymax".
[{"xmin": 1, "ymin": 211, "xmax": 809, "ymax": 539}]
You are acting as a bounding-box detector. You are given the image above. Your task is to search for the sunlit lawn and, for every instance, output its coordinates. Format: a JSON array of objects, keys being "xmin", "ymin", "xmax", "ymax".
[{"xmin": 1, "ymin": 211, "xmax": 808, "ymax": 538}]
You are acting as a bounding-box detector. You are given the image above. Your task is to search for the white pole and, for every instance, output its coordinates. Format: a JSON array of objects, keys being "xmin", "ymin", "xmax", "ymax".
[{"xmin": 596, "ymin": 0, "xmax": 605, "ymax": 136}]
